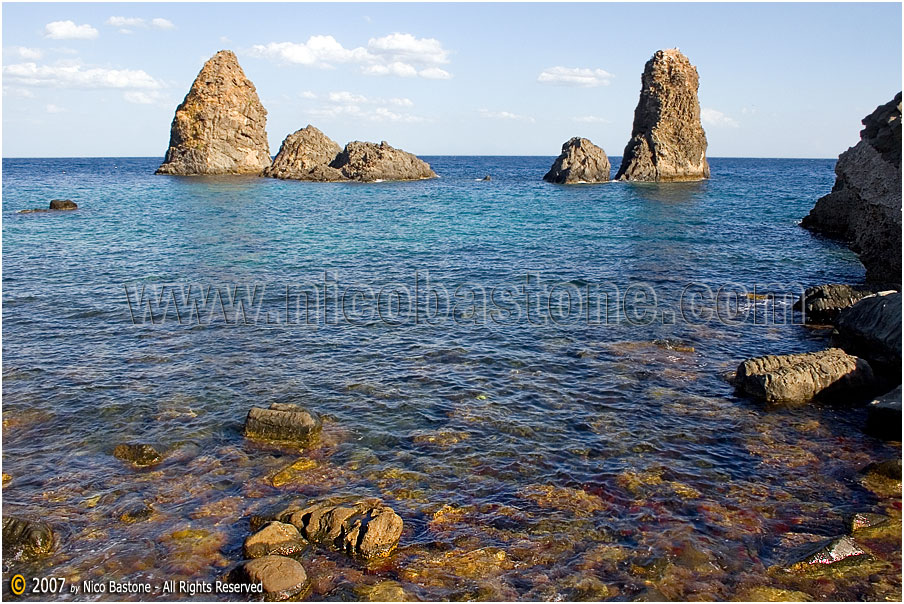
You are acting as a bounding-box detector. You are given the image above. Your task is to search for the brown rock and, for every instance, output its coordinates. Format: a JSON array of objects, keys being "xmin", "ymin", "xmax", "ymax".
[
  {"xmin": 331, "ymin": 141, "xmax": 436, "ymax": 182},
  {"xmin": 734, "ymin": 348, "xmax": 875, "ymax": 404},
  {"xmin": 615, "ymin": 49, "xmax": 710, "ymax": 182},
  {"xmin": 49, "ymin": 199, "xmax": 77, "ymax": 210},
  {"xmin": 236, "ymin": 555, "xmax": 308, "ymax": 600},
  {"xmin": 802, "ymin": 93, "xmax": 902, "ymax": 283},
  {"xmin": 156, "ymin": 50, "xmax": 271, "ymax": 175},
  {"xmin": 284, "ymin": 499, "xmax": 403, "ymax": 558},
  {"xmin": 543, "ymin": 137, "xmax": 610, "ymax": 184},
  {"xmin": 243, "ymin": 521, "xmax": 305, "ymax": 559},
  {"xmin": 113, "ymin": 443, "xmax": 163, "ymax": 467},
  {"xmin": 243, "ymin": 403, "xmax": 322, "ymax": 444},
  {"xmin": 262, "ymin": 125, "xmax": 344, "ymax": 181},
  {"xmin": 2, "ymin": 516, "xmax": 54, "ymax": 560}
]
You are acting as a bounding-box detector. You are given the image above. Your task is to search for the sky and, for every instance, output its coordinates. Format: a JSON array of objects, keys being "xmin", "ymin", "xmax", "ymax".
[{"xmin": 1, "ymin": 2, "xmax": 901, "ymax": 158}]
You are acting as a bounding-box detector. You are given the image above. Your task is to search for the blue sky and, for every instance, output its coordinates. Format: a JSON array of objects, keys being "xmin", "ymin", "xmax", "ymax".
[{"xmin": 2, "ymin": 2, "xmax": 901, "ymax": 157}]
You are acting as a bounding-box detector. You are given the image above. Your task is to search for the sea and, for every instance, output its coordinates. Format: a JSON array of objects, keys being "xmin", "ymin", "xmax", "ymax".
[{"xmin": 2, "ymin": 156, "xmax": 900, "ymax": 600}]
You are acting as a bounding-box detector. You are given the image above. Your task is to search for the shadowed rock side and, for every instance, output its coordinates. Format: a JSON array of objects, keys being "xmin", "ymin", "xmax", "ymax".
[
  {"xmin": 330, "ymin": 141, "xmax": 436, "ymax": 182},
  {"xmin": 156, "ymin": 50, "xmax": 271, "ymax": 175},
  {"xmin": 801, "ymin": 93, "xmax": 902, "ymax": 284},
  {"xmin": 615, "ymin": 49, "xmax": 710, "ymax": 182},
  {"xmin": 835, "ymin": 292, "xmax": 902, "ymax": 377},
  {"xmin": 262, "ymin": 125, "xmax": 344, "ymax": 181},
  {"xmin": 543, "ymin": 137, "xmax": 610, "ymax": 184}
]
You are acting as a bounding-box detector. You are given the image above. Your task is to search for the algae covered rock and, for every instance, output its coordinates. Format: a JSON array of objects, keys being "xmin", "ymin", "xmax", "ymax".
[
  {"xmin": 233, "ymin": 555, "xmax": 308, "ymax": 600},
  {"xmin": 157, "ymin": 50, "xmax": 271, "ymax": 175},
  {"xmin": 2, "ymin": 516, "xmax": 55, "ymax": 560},
  {"xmin": 284, "ymin": 499, "xmax": 403, "ymax": 558},
  {"xmin": 615, "ymin": 49, "xmax": 710, "ymax": 182},
  {"xmin": 243, "ymin": 403, "xmax": 322, "ymax": 444},
  {"xmin": 543, "ymin": 137, "xmax": 610, "ymax": 184},
  {"xmin": 113, "ymin": 443, "xmax": 163, "ymax": 467},
  {"xmin": 243, "ymin": 521, "xmax": 306, "ymax": 559},
  {"xmin": 735, "ymin": 348, "xmax": 875, "ymax": 404}
]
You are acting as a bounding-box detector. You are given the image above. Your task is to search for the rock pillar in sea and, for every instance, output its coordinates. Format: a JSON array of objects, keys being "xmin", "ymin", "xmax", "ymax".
[
  {"xmin": 156, "ymin": 50, "xmax": 271, "ymax": 175},
  {"xmin": 615, "ymin": 49, "xmax": 710, "ymax": 182},
  {"xmin": 543, "ymin": 137, "xmax": 610, "ymax": 184}
]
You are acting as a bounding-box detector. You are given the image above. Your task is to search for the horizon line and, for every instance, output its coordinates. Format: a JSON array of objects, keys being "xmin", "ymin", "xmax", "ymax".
[{"xmin": 1, "ymin": 155, "xmax": 838, "ymax": 161}]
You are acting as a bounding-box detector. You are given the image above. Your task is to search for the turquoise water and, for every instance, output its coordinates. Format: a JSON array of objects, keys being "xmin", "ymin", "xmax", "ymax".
[{"xmin": 2, "ymin": 157, "xmax": 899, "ymax": 600}]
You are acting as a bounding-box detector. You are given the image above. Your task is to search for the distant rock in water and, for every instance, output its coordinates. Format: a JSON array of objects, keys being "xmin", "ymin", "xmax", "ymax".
[
  {"xmin": 156, "ymin": 50, "xmax": 271, "ymax": 175},
  {"xmin": 543, "ymin": 137, "xmax": 610, "ymax": 184},
  {"xmin": 262, "ymin": 125, "xmax": 344, "ymax": 181},
  {"xmin": 801, "ymin": 93, "xmax": 902, "ymax": 284},
  {"xmin": 330, "ymin": 141, "xmax": 436, "ymax": 182},
  {"xmin": 615, "ymin": 49, "xmax": 710, "ymax": 182},
  {"xmin": 18, "ymin": 199, "xmax": 78, "ymax": 213}
]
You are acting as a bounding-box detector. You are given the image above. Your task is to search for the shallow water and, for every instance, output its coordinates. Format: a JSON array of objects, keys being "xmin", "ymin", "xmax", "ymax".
[{"xmin": 2, "ymin": 157, "xmax": 900, "ymax": 600}]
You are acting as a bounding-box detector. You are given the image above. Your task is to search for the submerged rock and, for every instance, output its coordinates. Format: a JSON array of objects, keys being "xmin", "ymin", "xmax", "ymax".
[
  {"xmin": 243, "ymin": 403, "xmax": 322, "ymax": 444},
  {"xmin": 2, "ymin": 516, "xmax": 54, "ymax": 560},
  {"xmin": 834, "ymin": 292, "xmax": 902, "ymax": 376},
  {"xmin": 848, "ymin": 512, "xmax": 889, "ymax": 533},
  {"xmin": 793, "ymin": 284, "xmax": 881, "ymax": 325},
  {"xmin": 113, "ymin": 443, "xmax": 163, "ymax": 467},
  {"xmin": 283, "ymin": 499, "xmax": 403, "ymax": 558},
  {"xmin": 801, "ymin": 93, "xmax": 902, "ymax": 283},
  {"xmin": 615, "ymin": 49, "xmax": 710, "ymax": 182},
  {"xmin": 331, "ymin": 141, "xmax": 436, "ymax": 182},
  {"xmin": 786, "ymin": 536, "xmax": 869, "ymax": 572},
  {"xmin": 543, "ymin": 137, "xmax": 610, "ymax": 184},
  {"xmin": 732, "ymin": 586, "xmax": 813, "ymax": 601},
  {"xmin": 262, "ymin": 125, "xmax": 344, "ymax": 181},
  {"xmin": 734, "ymin": 348, "xmax": 875, "ymax": 404},
  {"xmin": 233, "ymin": 555, "xmax": 308, "ymax": 600},
  {"xmin": 156, "ymin": 50, "xmax": 271, "ymax": 175},
  {"xmin": 865, "ymin": 385, "xmax": 902, "ymax": 440},
  {"xmin": 243, "ymin": 521, "xmax": 306, "ymax": 559}
]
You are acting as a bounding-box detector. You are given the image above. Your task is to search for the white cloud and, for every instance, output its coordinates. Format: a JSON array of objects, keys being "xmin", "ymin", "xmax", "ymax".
[
  {"xmin": 45, "ymin": 104, "xmax": 66, "ymax": 114},
  {"xmin": 9, "ymin": 46, "xmax": 43, "ymax": 60},
  {"xmin": 3, "ymin": 62, "xmax": 163, "ymax": 90},
  {"xmin": 119, "ymin": 29, "xmax": 134, "ymax": 35},
  {"xmin": 478, "ymin": 109, "xmax": 535, "ymax": 123},
  {"xmin": 123, "ymin": 90, "xmax": 166, "ymax": 104},
  {"xmin": 538, "ymin": 66, "xmax": 613, "ymax": 87},
  {"xmin": 300, "ymin": 90, "xmax": 317, "ymax": 99},
  {"xmin": 106, "ymin": 16, "xmax": 144, "ymax": 28},
  {"xmin": 3, "ymin": 86, "xmax": 35, "ymax": 98},
  {"xmin": 308, "ymin": 91, "xmax": 422, "ymax": 122},
  {"xmin": 105, "ymin": 17, "xmax": 174, "ymax": 32},
  {"xmin": 44, "ymin": 21, "xmax": 99, "ymax": 40},
  {"xmin": 249, "ymin": 32, "xmax": 452, "ymax": 79},
  {"xmin": 701, "ymin": 107, "xmax": 739, "ymax": 128},
  {"xmin": 572, "ymin": 115, "xmax": 611, "ymax": 124},
  {"xmin": 151, "ymin": 18, "xmax": 175, "ymax": 30}
]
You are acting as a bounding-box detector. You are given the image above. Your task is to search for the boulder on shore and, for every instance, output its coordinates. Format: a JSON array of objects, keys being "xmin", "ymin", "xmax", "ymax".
[
  {"xmin": 282, "ymin": 499, "xmax": 403, "ymax": 559},
  {"xmin": 543, "ymin": 137, "xmax": 610, "ymax": 184},
  {"xmin": 156, "ymin": 50, "xmax": 271, "ymax": 175},
  {"xmin": 734, "ymin": 348, "xmax": 875, "ymax": 404},
  {"xmin": 615, "ymin": 49, "xmax": 710, "ymax": 182},
  {"xmin": 2, "ymin": 516, "xmax": 54, "ymax": 560},
  {"xmin": 243, "ymin": 403, "xmax": 322, "ymax": 444},
  {"xmin": 330, "ymin": 141, "xmax": 436, "ymax": 182},
  {"xmin": 793, "ymin": 284, "xmax": 882, "ymax": 325},
  {"xmin": 262, "ymin": 125, "xmax": 344, "ymax": 181},
  {"xmin": 834, "ymin": 292, "xmax": 902, "ymax": 377},
  {"xmin": 801, "ymin": 93, "xmax": 902, "ymax": 284},
  {"xmin": 233, "ymin": 555, "xmax": 308, "ymax": 600},
  {"xmin": 865, "ymin": 385, "xmax": 902, "ymax": 440}
]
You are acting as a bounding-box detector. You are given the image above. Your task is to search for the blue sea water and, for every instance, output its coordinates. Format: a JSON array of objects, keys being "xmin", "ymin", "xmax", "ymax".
[{"xmin": 1, "ymin": 157, "xmax": 898, "ymax": 600}]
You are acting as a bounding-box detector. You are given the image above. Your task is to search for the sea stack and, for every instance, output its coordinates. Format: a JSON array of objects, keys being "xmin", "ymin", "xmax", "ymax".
[
  {"xmin": 262, "ymin": 125, "xmax": 344, "ymax": 181},
  {"xmin": 543, "ymin": 137, "xmax": 610, "ymax": 184},
  {"xmin": 330, "ymin": 141, "xmax": 436, "ymax": 182},
  {"xmin": 801, "ymin": 93, "xmax": 902, "ymax": 284},
  {"xmin": 156, "ymin": 50, "xmax": 271, "ymax": 175},
  {"xmin": 615, "ymin": 49, "xmax": 710, "ymax": 182}
]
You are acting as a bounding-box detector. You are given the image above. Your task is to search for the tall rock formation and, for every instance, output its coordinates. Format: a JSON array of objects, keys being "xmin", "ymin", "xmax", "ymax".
[
  {"xmin": 801, "ymin": 93, "xmax": 902, "ymax": 284},
  {"xmin": 156, "ymin": 50, "xmax": 271, "ymax": 175},
  {"xmin": 262, "ymin": 125, "xmax": 344, "ymax": 181},
  {"xmin": 615, "ymin": 49, "xmax": 710, "ymax": 182},
  {"xmin": 543, "ymin": 137, "xmax": 610, "ymax": 184}
]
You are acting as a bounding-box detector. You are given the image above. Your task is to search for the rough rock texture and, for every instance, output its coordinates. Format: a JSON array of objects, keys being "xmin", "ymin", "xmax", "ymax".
[
  {"xmin": 735, "ymin": 348, "xmax": 875, "ymax": 404},
  {"xmin": 801, "ymin": 93, "xmax": 902, "ymax": 283},
  {"xmin": 865, "ymin": 385, "xmax": 902, "ymax": 440},
  {"xmin": 330, "ymin": 141, "xmax": 436, "ymax": 182},
  {"xmin": 283, "ymin": 499, "xmax": 403, "ymax": 558},
  {"xmin": 834, "ymin": 292, "xmax": 902, "ymax": 376},
  {"xmin": 849, "ymin": 512, "xmax": 890, "ymax": 533},
  {"xmin": 793, "ymin": 284, "xmax": 882, "ymax": 325},
  {"xmin": 243, "ymin": 403, "xmax": 322, "ymax": 443},
  {"xmin": 49, "ymin": 199, "xmax": 77, "ymax": 210},
  {"xmin": 113, "ymin": 443, "xmax": 162, "ymax": 467},
  {"xmin": 262, "ymin": 125, "xmax": 344, "ymax": 181},
  {"xmin": 543, "ymin": 137, "xmax": 610, "ymax": 184},
  {"xmin": 615, "ymin": 49, "xmax": 710, "ymax": 182},
  {"xmin": 156, "ymin": 50, "xmax": 270, "ymax": 175},
  {"xmin": 243, "ymin": 521, "xmax": 306, "ymax": 559},
  {"xmin": 235, "ymin": 555, "xmax": 308, "ymax": 600},
  {"xmin": 786, "ymin": 536, "xmax": 869, "ymax": 572},
  {"xmin": 2, "ymin": 516, "xmax": 54, "ymax": 560}
]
